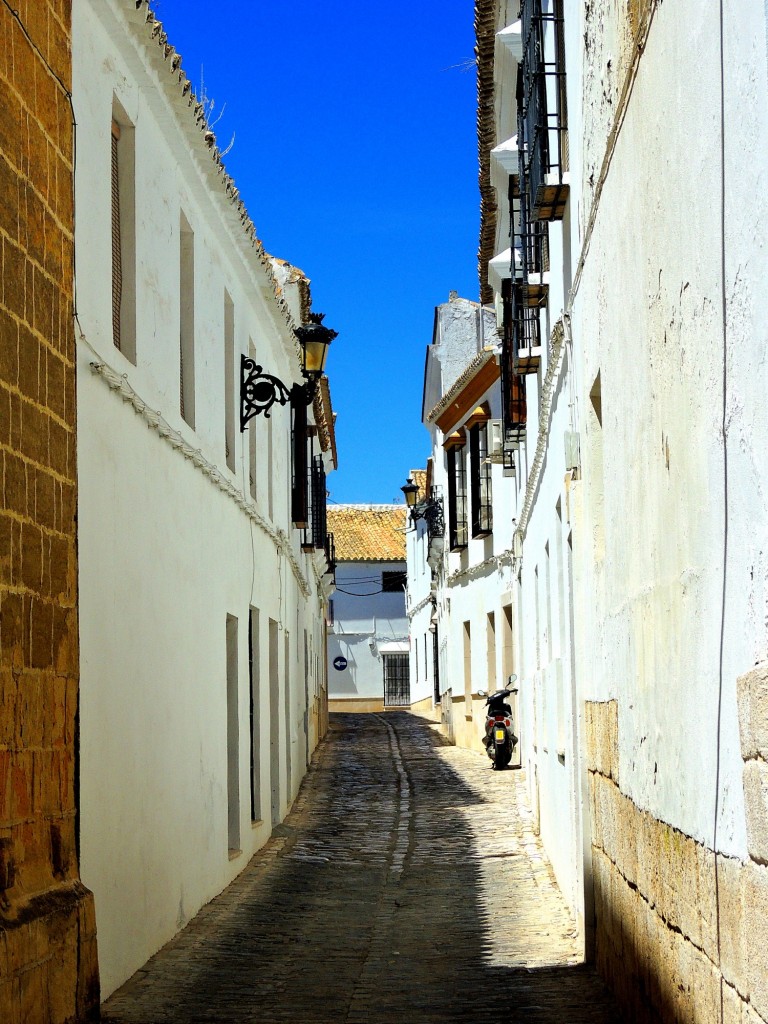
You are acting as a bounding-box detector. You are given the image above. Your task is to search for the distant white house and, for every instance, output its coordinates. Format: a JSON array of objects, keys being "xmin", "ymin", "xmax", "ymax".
[
  {"xmin": 326, "ymin": 506, "xmax": 414, "ymax": 712},
  {"xmin": 73, "ymin": 0, "xmax": 335, "ymax": 998},
  {"xmin": 405, "ymin": 293, "xmax": 519, "ymax": 752}
]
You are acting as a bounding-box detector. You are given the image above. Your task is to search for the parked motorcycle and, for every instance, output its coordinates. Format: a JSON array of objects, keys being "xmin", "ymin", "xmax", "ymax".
[{"xmin": 479, "ymin": 676, "xmax": 518, "ymax": 770}]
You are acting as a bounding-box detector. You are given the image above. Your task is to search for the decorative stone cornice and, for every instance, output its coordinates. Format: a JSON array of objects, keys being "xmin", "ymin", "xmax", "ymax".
[
  {"xmin": 425, "ymin": 348, "xmax": 498, "ymax": 426},
  {"xmin": 514, "ymin": 315, "xmax": 567, "ymax": 546},
  {"xmin": 123, "ymin": 0, "xmax": 302, "ymax": 355},
  {"xmin": 407, "ymin": 593, "xmax": 434, "ymax": 620},
  {"xmin": 447, "ymin": 548, "xmax": 514, "ymax": 587}
]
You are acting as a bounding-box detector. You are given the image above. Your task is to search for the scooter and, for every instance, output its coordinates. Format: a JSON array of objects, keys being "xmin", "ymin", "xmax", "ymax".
[{"xmin": 479, "ymin": 676, "xmax": 518, "ymax": 770}]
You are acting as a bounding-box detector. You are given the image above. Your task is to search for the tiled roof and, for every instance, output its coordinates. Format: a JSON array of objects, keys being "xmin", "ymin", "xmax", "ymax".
[
  {"xmin": 476, "ymin": 0, "xmax": 498, "ymax": 305},
  {"xmin": 409, "ymin": 469, "xmax": 427, "ymax": 501},
  {"xmin": 328, "ymin": 505, "xmax": 406, "ymax": 563}
]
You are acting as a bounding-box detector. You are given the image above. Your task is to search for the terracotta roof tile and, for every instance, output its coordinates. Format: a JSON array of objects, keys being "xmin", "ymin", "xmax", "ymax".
[
  {"xmin": 409, "ymin": 469, "xmax": 427, "ymax": 501},
  {"xmin": 327, "ymin": 505, "xmax": 406, "ymax": 562}
]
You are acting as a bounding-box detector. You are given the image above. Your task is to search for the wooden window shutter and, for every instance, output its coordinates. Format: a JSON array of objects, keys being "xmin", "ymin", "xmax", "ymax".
[{"xmin": 111, "ymin": 120, "xmax": 122, "ymax": 351}]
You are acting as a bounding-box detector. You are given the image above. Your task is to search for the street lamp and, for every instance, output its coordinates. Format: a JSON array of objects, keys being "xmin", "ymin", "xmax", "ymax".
[
  {"xmin": 401, "ymin": 477, "xmax": 420, "ymax": 508},
  {"xmin": 240, "ymin": 313, "xmax": 337, "ymax": 430}
]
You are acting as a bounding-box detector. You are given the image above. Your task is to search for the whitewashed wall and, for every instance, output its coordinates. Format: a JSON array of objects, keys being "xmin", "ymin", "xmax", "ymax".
[
  {"xmin": 568, "ymin": 0, "xmax": 768, "ymax": 861},
  {"xmin": 74, "ymin": 0, "xmax": 329, "ymax": 997},
  {"xmin": 327, "ymin": 561, "xmax": 409, "ymax": 703},
  {"xmin": 405, "ymin": 520, "xmax": 439, "ymax": 708}
]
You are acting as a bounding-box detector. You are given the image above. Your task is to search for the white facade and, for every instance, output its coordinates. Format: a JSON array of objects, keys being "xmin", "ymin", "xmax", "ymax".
[
  {"xmin": 73, "ymin": 0, "xmax": 334, "ymax": 997},
  {"xmin": 327, "ymin": 559, "xmax": 409, "ymax": 707},
  {"xmin": 406, "ymin": 296, "xmax": 520, "ymax": 752},
  {"xmin": 473, "ymin": 0, "xmax": 768, "ymax": 1015}
]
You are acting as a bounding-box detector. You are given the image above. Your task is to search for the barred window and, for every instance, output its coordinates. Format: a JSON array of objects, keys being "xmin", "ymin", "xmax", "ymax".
[
  {"xmin": 447, "ymin": 443, "xmax": 468, "ymax": 551},
  {"xmin": 381, "ymin": 571, "xmax": 406, "ymax": 592},
  {"xmin": 470, "ymin": 421, "xmax": 493, "ymax": 538},
  {"xmin": 110, "ymin": 106, "xmax": 136, "ymax": 362}
]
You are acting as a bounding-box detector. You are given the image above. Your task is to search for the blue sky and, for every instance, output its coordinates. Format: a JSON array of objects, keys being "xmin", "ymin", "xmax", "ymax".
[{"xmin": 153, "ymin": 0, "xmax": 480, "ymax": 503}]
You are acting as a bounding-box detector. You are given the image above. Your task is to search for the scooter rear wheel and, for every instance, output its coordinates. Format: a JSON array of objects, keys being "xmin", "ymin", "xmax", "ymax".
[{"xmin": 493, "ymin": 744, "xmax": 511, "ymax": 770}]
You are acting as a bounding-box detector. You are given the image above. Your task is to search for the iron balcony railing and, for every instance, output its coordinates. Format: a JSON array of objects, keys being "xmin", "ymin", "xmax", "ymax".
[
  {"xmin": 518, "ymin": 0, "xmax": 569, "ymax": 221},
  {"xmin": 512, "ymin": 280, "xmax": 542, "ymax": 375},
  {"xmin": 324, "ymin": 532, "xmax": 336, "ymax": 580},
  {"xmin": 510, "ymin": 170, "xmax": 549, "ymax": 307},
  {"xmin": 500, "ymin": 279, "xmax": 528, "ymax": 442},
  {"xmin": 469, "ymin": 423, "xmax": 493, "ymax": 538}
]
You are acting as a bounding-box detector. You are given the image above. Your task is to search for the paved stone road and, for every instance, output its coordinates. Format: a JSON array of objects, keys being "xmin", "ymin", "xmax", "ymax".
[{"xmin": 102, "ymin": 713, "xmax": 623, "ymax": 1023}]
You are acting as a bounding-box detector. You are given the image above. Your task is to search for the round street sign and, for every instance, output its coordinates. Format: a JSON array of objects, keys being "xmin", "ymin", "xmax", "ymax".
[{"xmin": 333, "ymin": 656, "xmax": 348, "ymax": 671}]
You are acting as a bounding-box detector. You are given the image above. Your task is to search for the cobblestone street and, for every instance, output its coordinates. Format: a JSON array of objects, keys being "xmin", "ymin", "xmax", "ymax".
[{"xmin": 102, "ymin": 713, "xmax": 622, "ymax": 1023}]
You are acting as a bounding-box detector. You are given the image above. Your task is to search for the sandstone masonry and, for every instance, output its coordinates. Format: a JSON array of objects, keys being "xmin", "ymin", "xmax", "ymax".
[
  {"xmin": 0, "ymin": 2, "xmax": 99, "ymax": 1020},
  {"xmin": 587, "ymin": 697, "xmax": 768, "ymax": 1024}
]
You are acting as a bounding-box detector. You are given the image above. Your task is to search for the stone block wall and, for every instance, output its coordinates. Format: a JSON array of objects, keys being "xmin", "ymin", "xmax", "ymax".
[
  {"xmin": 0, "ymin": 2, "xmax": 99, "ymax": 1020},
  {"xmin": 587, "ymin": 697, "xmax": 768, "ymax": 1024}
]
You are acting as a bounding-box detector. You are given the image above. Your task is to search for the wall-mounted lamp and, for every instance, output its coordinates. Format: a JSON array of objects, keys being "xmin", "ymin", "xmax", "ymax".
[
  {"xmin": 240, "ymin": 313, "xmax": 337, "ymax": 430},
  {"xmin": 401, "ymin": 477, "xmax": 445, "ymax": 539}
]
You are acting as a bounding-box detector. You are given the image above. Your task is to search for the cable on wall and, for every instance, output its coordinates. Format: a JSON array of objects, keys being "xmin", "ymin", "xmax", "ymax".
[{"xmin": 713, "ymin": 0, "xmax": 728, "ymax": 1018}]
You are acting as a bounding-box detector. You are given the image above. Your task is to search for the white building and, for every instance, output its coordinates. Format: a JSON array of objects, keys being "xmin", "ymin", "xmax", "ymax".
[
  {"xmin": 326, "ymin": 506, "xmax": 413, "ymax": 712},
  {"xmin": 475, "ymin": 0, "xmax": 768, "ymax": 1019},
  {"xmin": 73, "ymin": 0, "xmax": 335, "ymax": 997},
  {"xmin": 405, "ymin": 294, "xmax": 519, "ymax": 752}
]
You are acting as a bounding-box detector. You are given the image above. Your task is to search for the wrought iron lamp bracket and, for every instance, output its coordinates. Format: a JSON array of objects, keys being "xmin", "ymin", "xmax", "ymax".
[
  {"xmin": 410, "ymin": 496, "xmax": 445, "ymax": 540},
  {"xmin": 240, "ymin": 356, "xmax": 319, "ymax": 431}
]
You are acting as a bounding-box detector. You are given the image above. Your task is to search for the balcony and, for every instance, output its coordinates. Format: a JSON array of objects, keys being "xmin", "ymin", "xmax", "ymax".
[
  {"xmin": 519, "ymin": 0, "xmax": 569, "ymax": 222},
  {"xmin": 510, "ymin": 173, "xmax": 549, "ymax": 308},
  {"xmin": 500, "ymin": 280, "xmax": 528, "ymax": 442},
  {"xmin": 512, "ymin": 282, "xmax": 542, "ymax": 374}
]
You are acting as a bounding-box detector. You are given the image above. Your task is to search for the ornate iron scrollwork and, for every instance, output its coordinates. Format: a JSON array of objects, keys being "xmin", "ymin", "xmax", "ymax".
[
  {"xmin": 411, "ymin": 496, "xmax": 445, "ymax": 542},
  {"xmin": 240, "ymin": 356, "xmax": 292, "ymax": 429}
]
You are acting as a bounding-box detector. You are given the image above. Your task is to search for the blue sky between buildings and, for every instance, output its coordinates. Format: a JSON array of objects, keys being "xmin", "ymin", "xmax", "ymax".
[{"xmin": 153, "ymin": 0, "xmax": 481, "ymax": 503}]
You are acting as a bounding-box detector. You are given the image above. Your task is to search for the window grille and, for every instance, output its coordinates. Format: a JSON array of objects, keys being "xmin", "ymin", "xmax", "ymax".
[
  {"xmin": 291, "ymin": 395, "xmax": 308, "ymax": 527},
  {"xmin": 382, "ymin": 571, "xmax": 406, "ymax": 592},
  {"xmin": 500, "ymin": 279, "xmax": 527, "ymax": 441},
  {"xmin": 324, "ymin": 531, "xmax": 336, "ymax": 582},
  {"xmin": 470, "ymin": 422, "xmax": 493, "ymax": 538},
  {"xmin": 111, "ymin": 121, "xmax": 122, "ymax": 352},
  {"xmin": 512, "ymin": 281, "xmax": 542, "ymax": 374},
  {"xmin": 383, "ymin": 654, "xmax": 410, "ymax": 707},
  {"xmin": 511, "ymin": 169, "xmax": 549, "ymax": 305},
  {"xmin": 447, "ymin": 444, "xmax": 468, "ymax": 551},
  {"xmin": 519, "ymin": 0, "xmax": 569, "ymax": 221},
  {"xmin": 311, "ymin": 455, "xmax": 327, "ymax": 550}
]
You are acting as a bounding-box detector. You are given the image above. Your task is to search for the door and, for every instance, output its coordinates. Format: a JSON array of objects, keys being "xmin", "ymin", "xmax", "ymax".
[{"xmin": 383, "ymin": 653, "xmax": 410, "ymax": 707}]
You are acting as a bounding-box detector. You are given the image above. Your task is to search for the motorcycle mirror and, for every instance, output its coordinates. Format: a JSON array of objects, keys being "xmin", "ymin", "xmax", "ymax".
[
  {"xmin": 476, "ymin": 689, "xmax": 487, "ymax": 698},
  {"xmin": 508, "ymin": 674, "xmax": 518, "ymax": 685}
]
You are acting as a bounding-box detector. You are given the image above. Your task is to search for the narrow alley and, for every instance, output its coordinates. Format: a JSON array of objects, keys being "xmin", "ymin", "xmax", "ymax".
[{"xmin": 101, "ymin": 715, "xmax": 621, "ymax": 1024}]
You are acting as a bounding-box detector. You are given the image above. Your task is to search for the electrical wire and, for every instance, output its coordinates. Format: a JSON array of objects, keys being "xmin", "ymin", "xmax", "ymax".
[
  {"xmin": 1, "ymin": 2, "xmax": 81, "ymax": 335},
  {"xmin": 713, "ymin": 0, "xmax": 727, "ymax": 1018}
]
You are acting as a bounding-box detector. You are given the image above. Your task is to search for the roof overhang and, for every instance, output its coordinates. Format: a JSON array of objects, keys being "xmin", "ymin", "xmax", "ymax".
[{"xmin": 428, "ymin": 350, "xmax": 500, "ymax": 435}]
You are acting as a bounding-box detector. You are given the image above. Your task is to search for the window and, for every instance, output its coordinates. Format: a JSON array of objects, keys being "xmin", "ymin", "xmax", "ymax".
[
  {"xmin": 382, "ymin": 571, "xmax": 406, "ymax": 592},
  {"xmin": 224, "ymin": 292, "xmax": 235, "ymax": 471},
  {"xmin": 179, "ymin": 211, "xmax": 195, "ymax": 426},
  {"xmin": 500, "ymin": 279, "xmax": 528, "ymax": 440},
  {"xmin": 383, "ymin": 654, "xmax": 410, "ymax": 707},
  {"xmin": 291, "ymin": 395, "xmax": 308, "ymax": 527},
  {"xmin": 248, "ymin": 608, "xmax": 261, "ymax": 823},
  {"xmin": 519, "ymin": 0, "xmax": 569, "ymax": 220},
  {"xmin": 226, "ymin": 615, "xmax": 240, "ymax": 853},
  {"xmin": 447, "ymin": 442, "xmax": 468, "ymax": 551},
  {"xmin": 248, "ymin": 340, "xmax": 258, "ymax": 499},
  {"xmin": 110, "ymin": 105, "xmax": 136, "ymax": 362},
  {"xmin": 303, "ymin": 452, "xmax": 327, "ymax": 551},
  {"xmin": 470, "ymin": 421, "xmax": 493, "ymax": 538}
]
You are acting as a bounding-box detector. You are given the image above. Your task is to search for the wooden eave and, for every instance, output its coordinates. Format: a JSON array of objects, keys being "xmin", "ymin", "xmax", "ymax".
[{"xmin": 435, "ymin": 359, "xmax": 500, "ymax": 435}]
